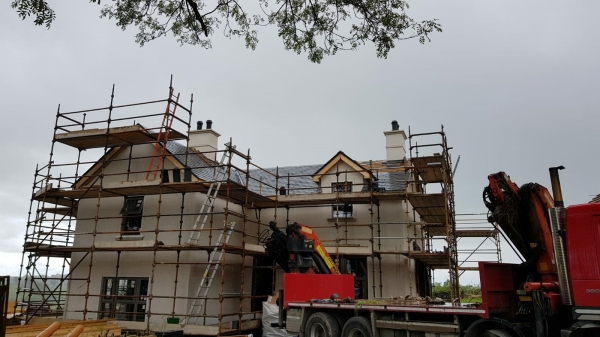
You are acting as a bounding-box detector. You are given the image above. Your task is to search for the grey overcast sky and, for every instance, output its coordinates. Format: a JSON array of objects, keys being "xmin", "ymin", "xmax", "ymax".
[{"xmin": 1, "ymin": 1, "xmax": 599, "ymax": 285}]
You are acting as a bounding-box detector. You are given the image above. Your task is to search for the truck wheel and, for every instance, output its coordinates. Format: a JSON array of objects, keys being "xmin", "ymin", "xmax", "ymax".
[
  {"xmin": 465, "ymin": 318, "xmax": 524, "ymax": 337},
  {"xmin": 306, "ymin": 312, "xmax": 340, "ymax": 337},
  {"xmin": 342, "ymin": 316, "xmax": 372, "ymax": 337}
]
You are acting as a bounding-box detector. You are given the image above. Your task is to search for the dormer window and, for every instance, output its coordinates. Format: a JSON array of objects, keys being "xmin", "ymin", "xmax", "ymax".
[
  {"xmin": 312, "ymin": 151, "xmax": 374, "ymax": 185},
  {"xmin": 332, "ymin": 182, "xmax": 352, "ymax": 193}
]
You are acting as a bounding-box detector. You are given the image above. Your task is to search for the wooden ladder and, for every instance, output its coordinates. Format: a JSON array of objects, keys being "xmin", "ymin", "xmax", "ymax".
[{"xmin": 146, "ymin": 88, "xmax": 180, "ymax": 180}]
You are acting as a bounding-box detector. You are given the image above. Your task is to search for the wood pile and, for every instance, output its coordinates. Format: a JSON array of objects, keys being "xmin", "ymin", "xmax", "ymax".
[
  {"xmin": 6, "ymin": 301, "xmax": 20, "ymax": 314},
  {"xmin": 5, "ymin": 320, "xmax": 121, "ymax": 337}
]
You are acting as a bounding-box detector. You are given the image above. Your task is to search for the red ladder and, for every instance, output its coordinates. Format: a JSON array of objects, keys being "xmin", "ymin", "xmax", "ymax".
[{"xmin": 146, "ymin": 89, "xmax": 180, "ymax": 180}]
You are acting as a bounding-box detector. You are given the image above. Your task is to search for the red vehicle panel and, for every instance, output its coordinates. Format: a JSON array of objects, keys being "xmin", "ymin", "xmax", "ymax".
[
  {"xmin": 479, "ymin": 262, "xmax": 517, "ymax": 317},
  {"xmin": 571, "ymin": 280, "xmax": 600, "ymax": 307},
  {"xmin": 566, "ymin": 203, "xmax": 600, "ymax": 307},
  {"xmin": 283, "ymin": 273, "xmax": 354, "ymax": 308}
]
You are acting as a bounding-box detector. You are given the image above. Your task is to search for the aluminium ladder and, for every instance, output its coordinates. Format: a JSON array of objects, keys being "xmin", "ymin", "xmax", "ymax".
[
  {"xmin": 187, "ymin": 143, "xmax": 234, "ymax": 244},
  {"xmin": 186, "ymin": 221, "xmax": 236, "ymax": 324}
]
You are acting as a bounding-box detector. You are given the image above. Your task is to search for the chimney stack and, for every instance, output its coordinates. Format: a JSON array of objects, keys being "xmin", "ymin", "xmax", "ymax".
[
  {"xmin": 383, "ymin": 120, "xmax": 407, "ymax": 161},
  {"xmin": 188, "ymin": 120, "xmax": 220, "ymax": 161}
]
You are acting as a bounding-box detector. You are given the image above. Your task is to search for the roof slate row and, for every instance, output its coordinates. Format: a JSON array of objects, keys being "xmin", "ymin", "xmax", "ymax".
[{"xmin": 166, "ymin": 141, "xmax": 407, "ymax": 197}]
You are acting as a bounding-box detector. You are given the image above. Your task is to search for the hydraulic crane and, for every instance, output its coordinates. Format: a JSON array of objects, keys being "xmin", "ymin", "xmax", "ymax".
[{"xmin": 261, "ymin": 221, "xmax": 340, "ymax": 274}]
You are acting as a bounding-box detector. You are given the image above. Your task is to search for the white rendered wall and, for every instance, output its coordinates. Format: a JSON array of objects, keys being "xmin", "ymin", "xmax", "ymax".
[{"xmin": 67, "ymin": 144, "xmax": 251, "ymax": 324}]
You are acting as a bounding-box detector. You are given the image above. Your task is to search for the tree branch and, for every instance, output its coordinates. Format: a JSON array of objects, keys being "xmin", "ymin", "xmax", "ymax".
[{"xmin": 184, "ymin": 0, "xmax": 209, "ymax": 37}]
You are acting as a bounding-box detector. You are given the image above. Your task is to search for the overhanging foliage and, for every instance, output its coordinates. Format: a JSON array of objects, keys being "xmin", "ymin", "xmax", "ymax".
[{"xmin": 12, "ymin": 0, "xmax": 441, "ymax": 63}]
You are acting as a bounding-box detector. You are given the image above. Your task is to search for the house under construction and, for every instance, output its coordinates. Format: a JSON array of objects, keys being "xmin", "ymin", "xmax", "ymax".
[{"xmin": 15, "ymin": 82, "xmax": 500, "ymax": 334}]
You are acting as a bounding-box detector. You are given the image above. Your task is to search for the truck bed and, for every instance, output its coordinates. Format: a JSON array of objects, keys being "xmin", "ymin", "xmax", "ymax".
[{"xmin": 287, "ymin": 301, "xmax": 488, "ymax": 318}]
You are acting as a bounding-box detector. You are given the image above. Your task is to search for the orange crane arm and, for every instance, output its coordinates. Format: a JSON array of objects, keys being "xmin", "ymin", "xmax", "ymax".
[
  {"xmin": 262, "ymin": 222, "xmax": 340, "ymax": 274},
  {"xmin": 293, "ymin": 224, "xmax": 340, "ymax": 274},
  {"xmin": 484, "ymin": 172, "xmax": 557, "ymax": 282}
]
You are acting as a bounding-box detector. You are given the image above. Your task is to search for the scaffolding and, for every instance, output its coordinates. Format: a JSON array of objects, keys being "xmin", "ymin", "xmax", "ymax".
[
  {"xmin": 455, "ymin": 214, "xmax": 502, "ymax": 277},
  {"xmin": 401, "ymin": 127, "xmax": 460, "ymax": 303},
  {"xmin": 15, "ymin": 81, "xmax": 277, "ymax": 333},
  {"xmin": 17, "ymin": 82, "xmax": 486, "ymax": 334}
]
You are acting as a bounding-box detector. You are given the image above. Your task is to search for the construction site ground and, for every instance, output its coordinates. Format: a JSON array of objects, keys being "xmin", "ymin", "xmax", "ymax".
[{"xmin": 5, "ymin": 319, "xmax": 121, "ymax": 337}]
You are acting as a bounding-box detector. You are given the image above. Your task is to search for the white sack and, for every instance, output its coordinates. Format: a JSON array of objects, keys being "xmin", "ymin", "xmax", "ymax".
[{"xmin": 262, "ymin": 302, "xmax": 293, "ymax": 337}]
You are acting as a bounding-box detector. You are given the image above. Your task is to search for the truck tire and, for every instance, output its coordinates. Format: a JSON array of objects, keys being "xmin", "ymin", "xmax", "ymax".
[
  {"xmin": 465, "ymin": 318, "xmax": 524, "ymax": 337},
  {"xmin": 306, "ymin": 312, "xmax": 341, "ymax": 337},
  {"xmin": 342, "ymin": 316, "xmax": 372, "ymax": 337}
]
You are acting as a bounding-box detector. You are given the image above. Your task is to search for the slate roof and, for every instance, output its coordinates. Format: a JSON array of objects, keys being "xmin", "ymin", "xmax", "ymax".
[
  {"xmin": 165, "ymin": 141, "xmax": 407, "ymax": 196},
  {"xmin": 373, "ymin": 171, "xmax": 407, "ymax": 192},
  {"xmin": 246, "ymin": 164, "xmax": 323, "ymax": 196},
  {"xmin": 166, "ymin": 141, "xmax": 219, "ymax": 182},
  {"xmin": 244, "ymin": 165, "xmax": 407, "ymax": 196}
]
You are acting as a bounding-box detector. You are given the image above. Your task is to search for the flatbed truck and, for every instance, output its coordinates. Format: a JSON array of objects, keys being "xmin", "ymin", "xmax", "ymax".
[{"xmin": 268, "ymin": 167, "xmax": 600, "ymax": 337}]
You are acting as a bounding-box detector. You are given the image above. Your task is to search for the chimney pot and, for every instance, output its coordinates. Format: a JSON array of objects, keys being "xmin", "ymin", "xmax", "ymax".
[
  {"xmin": 391, "ymin": 120, "xmax": 399, "ymax": 131},
  {"xmin": 188, "ymin": 121, "xmax": 220, "ymax": 161}
]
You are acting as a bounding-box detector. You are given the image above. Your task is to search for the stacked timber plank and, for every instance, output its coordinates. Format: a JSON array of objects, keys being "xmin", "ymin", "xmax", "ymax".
[
  {"xmin": 6, "ymin": 320, "xmax": 121, "ymax": 337},
  {"xmin": 6, "ymin": 302, "xmax": 19, "ymax": 314}
]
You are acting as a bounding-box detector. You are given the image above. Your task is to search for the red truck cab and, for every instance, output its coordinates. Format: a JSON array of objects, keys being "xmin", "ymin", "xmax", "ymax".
[{"xmin": 566, "ymin": 202, "xmax": 600, "ymax": 308}]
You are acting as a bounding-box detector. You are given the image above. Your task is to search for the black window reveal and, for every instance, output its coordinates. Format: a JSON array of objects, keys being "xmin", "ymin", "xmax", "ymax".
[
  {"xmin": 100, "ymin": 277, "xmax": 148, "ymax": 321},
  {"xmin": 121, "ymin": 196, "xmax": 143, "ymax": 234},
  {"xmin": 332, "ymin": 182, "xmax": 352, "ymax": 193},
  {"xmin": 251, "ymin": 256, "xmax": 275, "ymax": 311},
  {"xmin": 339, "ymin": 257, "xmax": 368, "ymax": 299},
  {"xmin": 172, "ymin": 169, "xmax": 181, "ymax": 182},
  {"xmin": 332, "ymin": 204, "xmax": 353, "ymax": 218}
]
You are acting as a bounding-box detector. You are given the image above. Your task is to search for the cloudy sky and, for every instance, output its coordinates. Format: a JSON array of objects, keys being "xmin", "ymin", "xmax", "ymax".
[{"xmin": 1, "ymin": 1, "xmax": 599, "ymax": 285}]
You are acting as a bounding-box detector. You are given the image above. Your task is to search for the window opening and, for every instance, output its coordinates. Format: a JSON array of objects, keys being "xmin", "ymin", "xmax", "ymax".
[
  {"xmin": 99, "ymin": 277, "xmax": 148, "ymax": 321},
  {"xmin": 251, "ymin": 256, "xmax": 275, "ymax": 311},
  {"xmin": 172, "ymin": 169, "xmax": 181, "ymax": 182},
  {"xmin": 332, "ymin": 204, "xmax": 353, "ymax": 218},
  {"xmin": 332, "ymin": 182, "xmax": 352, "ymax": 193},
  {"xmin": 339, "ymin": 257, "xmax": 368, "ymax": 299},
  {"xmin": 121, "ymin": 196, "xmax": 143, "ymax": 235}
]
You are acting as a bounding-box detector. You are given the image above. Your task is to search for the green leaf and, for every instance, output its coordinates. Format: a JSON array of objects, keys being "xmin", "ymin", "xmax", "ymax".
[{"xmin": 12, "ymin": 0, "xmax": 441, "ymax": 62}]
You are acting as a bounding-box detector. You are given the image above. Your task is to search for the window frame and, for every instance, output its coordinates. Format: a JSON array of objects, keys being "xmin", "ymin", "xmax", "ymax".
[
  {"xmin": 332, "ymin": 203, "xmax": 353, "ymax": 218},
  {"xmin": 331, "ymin": 182, "xmax": 352, "ymax": 193},
  {"xmin": 99, "ymin": 276, "xmax": 148, "ymax": 322},
  {"xmin": 120, "ymin": 196, "xmax": 144, "ymax": 235}
]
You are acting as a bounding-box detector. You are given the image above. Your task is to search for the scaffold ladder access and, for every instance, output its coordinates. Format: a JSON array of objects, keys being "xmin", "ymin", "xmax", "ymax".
[
  {"xmin": 187, "ymin": 144, "xmax": 233, "ymax": 244},
  {"xmin": 146, "ymin": 89, "xmax": 181, "ymax": 180},
  {"xmin": 186, "ymin": 222, "xmax": 236, "ymax": 325},
  {"xmin": 408, "ymin": 125, "xmax": 460, "ymax": 303}
]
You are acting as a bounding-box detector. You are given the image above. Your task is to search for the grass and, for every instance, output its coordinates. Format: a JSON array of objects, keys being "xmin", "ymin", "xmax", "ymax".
[
  {"xmin": 9, "ymin": 286, "xmax": 17, "ymax": 301},
  {"xmin": 460, "ymin": 296, "xmax": 482, "ymax": 304}
]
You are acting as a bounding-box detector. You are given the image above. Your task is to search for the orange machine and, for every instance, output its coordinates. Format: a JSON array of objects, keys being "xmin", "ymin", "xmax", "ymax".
[
  {"xmin": 262, "ymin": 221, "xmax": 340, "ymax": 274},
  {"xmin": 483, "ymin": 170, "xmax": 563, "ymax": 317},
  {"xmin": 484, "ymin": 171, "xmax": 558, "ymax": 282}
]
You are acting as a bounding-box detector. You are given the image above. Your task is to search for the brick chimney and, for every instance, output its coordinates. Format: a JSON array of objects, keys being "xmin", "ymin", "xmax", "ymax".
[
  {"xmin": 188, "ymin": 120, "xmax": 220, "ymax": 161},
  {"xmin": 383, "ymin": 120, "xmax": 407, "ymax": 161}
]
